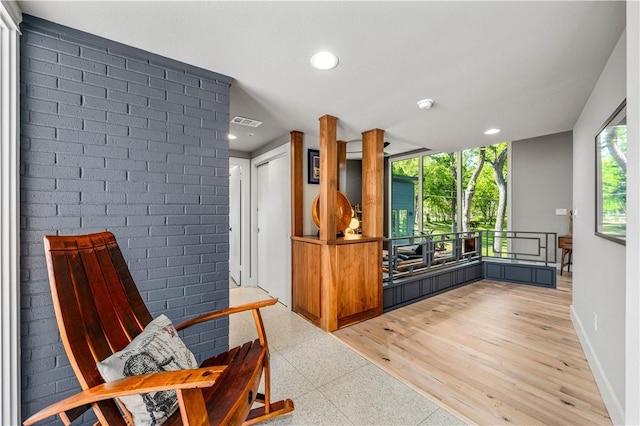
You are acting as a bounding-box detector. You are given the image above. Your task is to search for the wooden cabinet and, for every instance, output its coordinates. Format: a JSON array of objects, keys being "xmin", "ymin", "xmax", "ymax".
[
  {"xmin": 291, "ymin": 239, "xmax": 322, "ymax": 324},
  {"xmin": 290, "ymin": 117, "xmax": 384, "ymax": 332},
  {"xmin": 292, "ymin": 236, "xmax": 382, "ymax": 331}
]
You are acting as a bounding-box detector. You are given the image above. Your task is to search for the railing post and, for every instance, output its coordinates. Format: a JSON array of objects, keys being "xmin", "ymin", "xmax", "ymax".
[
  {"xmin": 391, "ymin": 244, "xmax": 398, "ymax": 278},
  {"xmin": 422, "ymin": 238, "xmax": 428, "ymax": 267},
  {"xmin": 481, "ymin": 230, "xmax": 486, "ymax": 258}
]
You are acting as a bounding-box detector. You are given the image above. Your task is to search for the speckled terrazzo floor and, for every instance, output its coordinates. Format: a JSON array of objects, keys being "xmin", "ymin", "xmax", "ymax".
[{"xmin": 230, "ymin": 286, "xmax": 467, "ymax": 426}]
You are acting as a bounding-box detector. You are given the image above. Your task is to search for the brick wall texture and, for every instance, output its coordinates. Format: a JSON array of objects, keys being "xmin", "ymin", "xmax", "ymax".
[{"xmin": 19, "ymin": 16, "xmax": 231, "ymax": 423}]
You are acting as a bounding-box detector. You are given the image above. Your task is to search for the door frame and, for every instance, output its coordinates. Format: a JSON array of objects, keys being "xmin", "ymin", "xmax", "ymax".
[
  {"xmin": 250, "ymin": 142, "xmax": 290, "ymax": 290},
  {"xmin": 229, "ymin": 157, "xmax": 250, "ymax": 286}
]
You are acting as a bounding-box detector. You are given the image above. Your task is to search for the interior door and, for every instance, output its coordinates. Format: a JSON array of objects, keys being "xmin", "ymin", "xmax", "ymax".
[
  {"xmin": 267, "ymin": 155, "xmax": 291, "ymax": 307},
  {"xmin": 229, "ymin": 164, "xmax": 241, "ymax": 285},
  {"xmin": 256, "ymin": 157, "xmax": 291, "ymax": 307},
  {"xmin": 257, "ymin": 162, "xmax": 271, "ymax": 296}
]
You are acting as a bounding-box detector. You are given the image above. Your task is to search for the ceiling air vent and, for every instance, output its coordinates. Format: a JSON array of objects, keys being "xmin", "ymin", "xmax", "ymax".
[{"xmin": 231, "ymin": 116, "xmax": 263, "ymax": 128}]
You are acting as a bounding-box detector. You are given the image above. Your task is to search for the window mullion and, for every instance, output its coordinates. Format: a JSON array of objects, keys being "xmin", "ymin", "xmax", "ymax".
[
  {"xmin": 418, "ymin": 155, "xmax": 423, "ymax": 234},
  {"xmin": 456, "ymin": 151, "xmax": 462, "ymax": 233}
]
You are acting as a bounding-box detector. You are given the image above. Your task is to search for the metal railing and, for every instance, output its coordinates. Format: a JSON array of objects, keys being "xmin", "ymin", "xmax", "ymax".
[
  {"xmin": 480, "ymin": 230, "xmax": 557, "ymax": 265},
  {"xmin": 383, "ymin": 231, "xmax": 482, "ymax": 283},
  {"xmin": 383, "ymin": 230, "xmax": 557, "ymax": 283}
]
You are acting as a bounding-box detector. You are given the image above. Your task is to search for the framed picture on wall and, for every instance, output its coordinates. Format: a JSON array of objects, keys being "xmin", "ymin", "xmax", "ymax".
[
  {"xmin": 595, "ymin": 99, "xmax": 627, "ymax": 245},
  {"xmin": 308, "ymin": 149, "xmax": 320, "ymax": 184}
]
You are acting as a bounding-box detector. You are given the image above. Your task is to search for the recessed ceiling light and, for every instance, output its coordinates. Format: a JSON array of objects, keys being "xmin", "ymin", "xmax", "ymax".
[
  {"xmin": 228, "ymin": 133, "xmax": 237, "ymax": 140},
  {"xmin": 417, "ymin": 99, "xmax": 434, "ymax": 110},
  {"xmin": 310, "ymin": 51, "xmax": 339, "ymax": 70},
  {"xmin": 484, "ymin": 128, "xmax": 501, "ymax": 135}
]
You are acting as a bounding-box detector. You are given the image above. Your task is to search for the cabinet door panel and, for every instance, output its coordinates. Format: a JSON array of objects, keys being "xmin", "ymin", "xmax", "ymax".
[
  {"xmin": 292, "ymin": 241, "xmax": 321, "ymax": 324},
  {"xmin": 335, "ymin": 241, "xmax": 381, "ymax": 320}
]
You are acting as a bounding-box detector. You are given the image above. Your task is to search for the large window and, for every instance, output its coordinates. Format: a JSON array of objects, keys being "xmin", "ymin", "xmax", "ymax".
[
  {"xmin": 390, "ymin": 157, "xmax": 419, "ymax": 237},
  {"xmin": 596, "ymin": 100, "xmax": 626, "ymax": 244},
  {"xmin": 422, "ymin": 152, "xmax": 458, "ymax": 234},
  {"xmin": 390, "ymin": 143, "xmax": 508, "ymax": 241}
]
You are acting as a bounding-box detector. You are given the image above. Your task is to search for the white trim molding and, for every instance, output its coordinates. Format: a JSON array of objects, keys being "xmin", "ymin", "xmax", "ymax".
[
  {"xmin": 229, "ymin": 157, "xmax": 251, "ymax": 286},
  {"xmin": 0, "ymin": 2, "xmax": 21, "ymax": 424},
  {"xmin": 571, "ymin": 305, "xmax": 623, "ymax": 424},
  {"xmin": 0, "ymin": 1, "xmax": 20, "ymax": 28},
  {"xmin": 626, "ymin": 2, "xmax": 640, "ymax": 424}
]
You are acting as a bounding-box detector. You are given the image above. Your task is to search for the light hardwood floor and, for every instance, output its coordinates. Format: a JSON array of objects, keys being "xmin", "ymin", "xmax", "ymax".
[{"xmin": 334, "ymin": 274, "xmax": 611, "ymax": 425}]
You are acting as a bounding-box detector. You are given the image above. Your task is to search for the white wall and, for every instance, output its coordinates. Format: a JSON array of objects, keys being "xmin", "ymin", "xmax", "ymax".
[
  {"xmin": 511, "ymin": 131, "xmax": 573, "ymax": 262},
  {"xmin": 625, "ymin": 2, "xmax": 640, "ymax": 424},
  {"xmin": 572, "ymin": 31, "xmax": 626, "ymax": 424}
]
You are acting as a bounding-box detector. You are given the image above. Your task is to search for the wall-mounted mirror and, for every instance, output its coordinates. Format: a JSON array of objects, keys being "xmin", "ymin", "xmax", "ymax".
[{"xmin": 595, "ymin": 99, "xmax": 627, "ymax": 244}]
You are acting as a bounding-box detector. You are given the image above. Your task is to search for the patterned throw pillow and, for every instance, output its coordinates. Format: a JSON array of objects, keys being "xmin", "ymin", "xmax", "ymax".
[{"xmin": 97, "ymin": 315, "xmax": 198, "ymax": 426}]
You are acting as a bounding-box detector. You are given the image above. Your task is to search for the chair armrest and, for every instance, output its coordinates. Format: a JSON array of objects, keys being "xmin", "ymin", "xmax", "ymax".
[
  {"xmin": 175, "ymin": 299, "xmax": 278, "ymax": 331},
  {"xmin": 23, "ymin": 366, "xmax": 226, "ymax": 426},
  {"xmin": 176, "ymin": 298, "xmax": 277, "ymax": 348}
]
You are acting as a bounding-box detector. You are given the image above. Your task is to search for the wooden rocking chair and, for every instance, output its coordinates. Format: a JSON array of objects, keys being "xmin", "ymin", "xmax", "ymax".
[{"xmin": 24, "ymin": 232, "xmax": 294, "ymax": 425}]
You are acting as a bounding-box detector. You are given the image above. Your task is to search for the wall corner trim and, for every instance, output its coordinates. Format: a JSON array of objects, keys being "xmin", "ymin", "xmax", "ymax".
[
  {"xmin": 0, "ymin": 1, "xmax": 21, "ymax": 28},
  {"xmin": 0, "ymin": 5, "xmax": 21, "ymax": 424}
]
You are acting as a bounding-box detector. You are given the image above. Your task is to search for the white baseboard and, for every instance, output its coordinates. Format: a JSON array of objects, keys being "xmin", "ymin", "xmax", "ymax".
[{"xmin": 570, "ymin": 305, "xmax": 624, "ymax": 424}]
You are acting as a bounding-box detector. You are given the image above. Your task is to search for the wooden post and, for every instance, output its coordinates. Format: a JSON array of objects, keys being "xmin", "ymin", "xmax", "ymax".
[
  {"xmin": 319, "ymin": 115, "xmax": 338, "ymax": 241},
  {"xmin": 290, "ymin": 131, "xmax": 304, "ymax": 237},
  {"xmin": 361, "ymin": 129, "xmax": 384, "ymax": 238},
  {"xmin": 293, "ymin": 117, "xmax": 383, "ymax": 333},
  {"xmin": 337, "ymin": 140, "xmax": 347, "ymax": 193},
  {"xmin": 320, "ymin": 244, "xmax": 338, "ymax": 331}
]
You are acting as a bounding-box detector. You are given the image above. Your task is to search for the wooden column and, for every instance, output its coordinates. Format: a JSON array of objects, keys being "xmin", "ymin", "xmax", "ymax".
[
  {"xmin": 318, "ymin": 115, "xmax": 338, "ymax": 241},
  {"xmin": 292, "ymin": 117, "xmax": 383, "ymax": 333},
  {"xmin": 290, "ymin": 131, "xmax": 304, "ymax": 237},
  {"xmin": 320, "ymin": 243, "xmax": 337, "ymax": 331},
  {"xmin": 337, "ymin": 140, "xmax": 347, "ymax": 193},
  {"xmin": 361, "ymin": 129, "xmax": 384, "ymax": 237}
]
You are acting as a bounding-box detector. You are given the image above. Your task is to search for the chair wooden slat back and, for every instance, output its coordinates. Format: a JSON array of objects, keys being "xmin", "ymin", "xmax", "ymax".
[
  {"xmin": 35, "ymin": 231, "xmax": 294, "ymax": 426},
  {"xmin": 44, "ymin": 232, "xmax": 154, "ymax": 424}
]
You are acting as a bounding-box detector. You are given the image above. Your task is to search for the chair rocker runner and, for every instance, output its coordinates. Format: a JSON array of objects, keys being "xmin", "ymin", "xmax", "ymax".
[{"xmin": 24, "ymin": 232, "xmax": 294, "ymax": 425}]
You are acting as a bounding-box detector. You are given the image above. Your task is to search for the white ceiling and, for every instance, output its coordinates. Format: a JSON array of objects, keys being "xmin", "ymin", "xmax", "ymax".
[{"xmin": 18, "ymin": 1, "xmax": 626, "ymax": 156}]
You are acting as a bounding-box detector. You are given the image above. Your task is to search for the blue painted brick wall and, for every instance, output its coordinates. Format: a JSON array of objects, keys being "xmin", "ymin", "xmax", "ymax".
[{"xmin": 20, "ymin": 16, "xmax": 231, "ymax": 423}]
